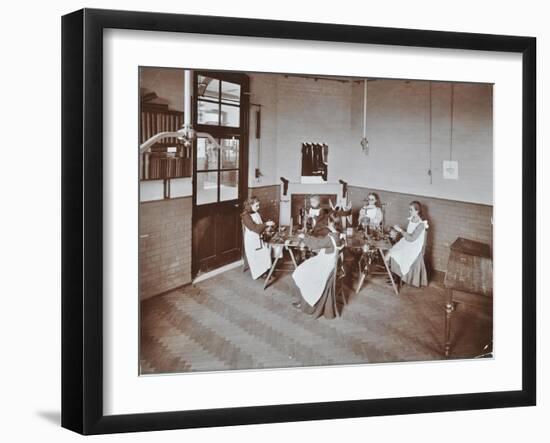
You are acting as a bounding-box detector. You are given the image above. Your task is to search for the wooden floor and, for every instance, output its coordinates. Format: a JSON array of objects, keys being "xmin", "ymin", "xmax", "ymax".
[{"xmin": 140, "ymin": 265, "xmax": 492, "ymax": 374}]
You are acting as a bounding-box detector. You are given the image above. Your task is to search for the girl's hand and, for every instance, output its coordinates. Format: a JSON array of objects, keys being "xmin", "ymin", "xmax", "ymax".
[
  {"xmin": 284, "ymin": 239, "xmax": 291, "ymax": 247},
  {"xmin": 298, "ymin": 233, "xmax": 305, "ymax": 239},
  {"xmin": 393, "ymin": 225, "xmax": 402, "ymax": 233},
  {"xmin": 266, "ymin": 220, "xmax": 275, "ymax": 226}
]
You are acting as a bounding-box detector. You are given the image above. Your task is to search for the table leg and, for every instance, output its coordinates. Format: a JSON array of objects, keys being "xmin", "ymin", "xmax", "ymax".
[
  {"xmin": 356, "ymin": 271, "xmax": 367, "ymax": 294},
  {"xmin": 288, "ymin": 247, "xmax": 298, "ymax": 269},
  {"xmin": 444, "ymin": 288, "xmax": 454, "ymax": 357},
  {"xmin": 263, "ymin": 257, "xmax": 279, "ymax": 290},
  {"xmin": 380, "ymin": 248, "xmax": 399, "ymax": 296},
  {"xmin": 356, "ymin": 255, "xmax": 367, "ymax": 294}
]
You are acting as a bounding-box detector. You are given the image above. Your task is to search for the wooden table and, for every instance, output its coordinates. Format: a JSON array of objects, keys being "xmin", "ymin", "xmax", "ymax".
[
  {"xmin": 263, "ymin": 231, "xmax": 302, "ymax": 290},
  {"xmin": 264, "ymin": 229, "xmax": 398, "ymax": 295},
  {"xmin": 443, "ymin": 237, "xmax": 493, "ymax": 357},
  {"xmin": 346, "ymin": 232, "xmax": 398, "ymax": 296}
]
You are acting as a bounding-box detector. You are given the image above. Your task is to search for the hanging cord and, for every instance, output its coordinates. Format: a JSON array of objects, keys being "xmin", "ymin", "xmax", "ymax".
[
  {"xmin": 449, "ymin": 83, "xmax": 455, "ymax": 161},
  {"xmin": 256, "ymin": 108, "xmax": 262, "ymax": 177},
  {"xmin": 363, "ymin": 79, "xmax": 367, "ymax": 139},
  {"xmin": 360, "ymin": 79, "xmax": 369, "ymax": 153},
  {"xmin": 250, "ymin": 103, "xmax": 262, "ymax": 179},
  {"xmin": 428, "ymin": 81, "xmax": 433, "ymax": 185}
]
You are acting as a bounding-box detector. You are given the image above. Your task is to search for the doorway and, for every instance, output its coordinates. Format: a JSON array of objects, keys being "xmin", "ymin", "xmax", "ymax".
[{"xmin": 192, "ymin": 71, "xmax": 249, "ymax": 277}]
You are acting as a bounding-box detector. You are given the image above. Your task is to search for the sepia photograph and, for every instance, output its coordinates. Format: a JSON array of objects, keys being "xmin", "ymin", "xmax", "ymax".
[{"xmin": 138, "ymin": 67, "xmax": 494, "ymax": 375}]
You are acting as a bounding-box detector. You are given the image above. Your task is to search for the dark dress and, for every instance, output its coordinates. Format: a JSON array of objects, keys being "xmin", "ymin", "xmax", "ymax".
[
  {"xmin": 390, "ymin": 253, "xmax": 428, "ymax": 287},
  {"xmin": 241, "ymin": 210, "xmax": 266, "ymax": 234},
  {"xmin": 308, "ymin": 207, "xmax": 330, "ymax": 237},
  {"xmin": 241, "ymin": 210, "xmax": 271, "ymax": 279},
  {"xmin": 293, "ymin": 232, "xmax": 344, "ymax": 319},
  {"xmin": 389, "ymin": 222, "xmax": 428, "ymax": 287}
]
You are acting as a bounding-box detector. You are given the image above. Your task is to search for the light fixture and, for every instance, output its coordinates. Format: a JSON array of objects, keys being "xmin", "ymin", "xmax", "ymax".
[
  {"xmin": 140, "ymin": 69, "xmax": 222, "ymax": 154},
  {"xmin": 361, "ymin": 78, "xmax": 369, "ymax": 155}
]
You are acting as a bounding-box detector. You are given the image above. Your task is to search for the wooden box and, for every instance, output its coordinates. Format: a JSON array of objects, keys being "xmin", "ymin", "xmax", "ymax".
[{"xmin": 444, "ymin": 237, "xmax": 493, "ymax": 297}]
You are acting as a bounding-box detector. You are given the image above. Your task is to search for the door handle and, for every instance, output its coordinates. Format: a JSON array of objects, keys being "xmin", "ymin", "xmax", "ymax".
[{"xmin": 233, "ymin": 203, "xmax": 240, "ymax": 208}]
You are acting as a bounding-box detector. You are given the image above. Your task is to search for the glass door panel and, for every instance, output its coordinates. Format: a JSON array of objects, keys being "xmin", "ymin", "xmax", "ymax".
[
  {"xmin": 196, "ymin": 171, "xmax": 219, "ymax": 205},
  {"xmin": 220, "ymin": 170, "xmax": 239, "ymax": 201},
  {"xmin": 196, "ymin": 137, "xmax": 219, "ymax": 170},
  {"xmin": 220, "ymin": 138, "xmax": 239, "ymax": 169}
]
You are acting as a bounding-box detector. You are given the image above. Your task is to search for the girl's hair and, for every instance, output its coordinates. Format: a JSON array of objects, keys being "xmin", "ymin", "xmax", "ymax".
[
  {"xmin": 244, "ymin": 196, "xmax": 260, "ymax": 213},
  {"xmin": 409, "ymin": 200, "xmax": 423, "ymax": 217},
  {"xmin": 328, "ymin": 212, "xmax": 343, "ymax": 233},
  {"xmin": 368, "ymin": 192, "xmax": 381, "ymax": 208}
]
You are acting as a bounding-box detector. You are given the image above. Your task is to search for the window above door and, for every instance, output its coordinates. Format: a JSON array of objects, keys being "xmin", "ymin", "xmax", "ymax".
[{"xmin": 197, "ymin": 75, "xmax": 241, "ymax": 127}]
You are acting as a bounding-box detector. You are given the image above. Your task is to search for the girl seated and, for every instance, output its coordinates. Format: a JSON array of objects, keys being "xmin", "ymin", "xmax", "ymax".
[
  {"xmin": 305, "ymin": 194, "xmax": 330, "ymax": 236},
  {"xmin": 386, "ymin": 200, "xmax": 429, "ymax": 287},
  {"xmin": 241, "ymin": 197, "xmax": 274, "ymax": 280},
  {"xmin": 330, "ymin": 197, "xmax": 353, "ymax": 229},
  {"xmin": 289, "ymin": 213, "xmax": 345, "ymax": 319},
  {"xmin": 358, "ymin": 192, "xmax": 383, "ymax": 229}
]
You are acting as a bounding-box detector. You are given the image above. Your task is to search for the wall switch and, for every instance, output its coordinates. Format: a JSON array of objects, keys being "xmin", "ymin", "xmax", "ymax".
[{"xmin": 443, "ymin": 160, "xmax": 459, "ymax": 180}]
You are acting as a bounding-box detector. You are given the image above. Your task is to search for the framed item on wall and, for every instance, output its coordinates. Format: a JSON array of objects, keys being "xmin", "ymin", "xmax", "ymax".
[{"xmin": 62, "ymin": 8, "xmax": 536, "ymax": 435}]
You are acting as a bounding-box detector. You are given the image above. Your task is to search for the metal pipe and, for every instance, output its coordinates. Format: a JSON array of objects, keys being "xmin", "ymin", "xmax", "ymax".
[
  {"xmin": 184, "ymin": 69, "xmax": 192, "ymax": 130},
  {"xmin": 140, "ymin": 131, "xmax": 181, "ymax": 153},
  {"xmin": 363, "ymin": 79, "xmax": 368, "ymax": 139},
  {"xmin": 197, "ymin": 132, "xmax": 222, "ymax": 149},
  {"xmin": 139, "ymin": 130, "xmax": 222, "ymax": 154},
  {"xmin": 360, "ymin": 78, "xmax": 369, "ymax": 154},
  {"xmin": 139, "ymin": 68, "xmax": 222, "ymax": 153}
]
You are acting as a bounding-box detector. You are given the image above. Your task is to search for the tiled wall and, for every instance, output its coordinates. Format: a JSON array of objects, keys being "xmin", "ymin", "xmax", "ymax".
[
  {"xmin": 348, "ymin": 80, "xmax": 493, "ymax": 205},
  {"xmin": 139, "ymin": 197, "xmax": 192, "ymax": 299},
  {"xmin": 139, "ymin": 187, "xmax": 278, "ymax": 299},
  {"xmin": 270, "ymin": 77, "xmax": 493, "ymax": 205},
  {"xmin": 348, "ymin": 186, "xmax": 493, "ymax": 273},
  {"xmin": 248, "ymin": 185, "xmax": 280, "ymax": 224},
  {"xmin": 248, "ymin": 74, "xmax": 279, "ymax": 187},
  {"xmin": 137, "ymin": 70, "xmax": 493, "ymax": 296},
  {"xmin": 275, "ymin": 76, "xmax": 354, "ymax": 185}
]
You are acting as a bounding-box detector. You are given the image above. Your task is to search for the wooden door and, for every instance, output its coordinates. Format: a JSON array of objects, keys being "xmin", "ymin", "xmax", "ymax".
[{"xmin": 192, "ymin": 71, "xmax": 249, "ymax": 277}]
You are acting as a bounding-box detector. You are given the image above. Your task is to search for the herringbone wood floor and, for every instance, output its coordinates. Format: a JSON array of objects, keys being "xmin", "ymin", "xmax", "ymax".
[{"xmin": 140, "ymin": 267, "xmax": 492, "ymax": 374}]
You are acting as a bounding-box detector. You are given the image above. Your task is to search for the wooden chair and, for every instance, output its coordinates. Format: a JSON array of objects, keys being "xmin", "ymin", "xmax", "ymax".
[
  {"xmin": 396, "ymin": 229, "xmax": 428, "ymax": 292},
  {"xmin": 241, "ymin": 223, "xmax": 250, "ymax": 273},
  {"xmin": 356, "ymin": 245, "xmax": 388, "ymax": 294},
  {"xmin": 332, "ymin": 241, "xmax": 347, "ymax": 311}
]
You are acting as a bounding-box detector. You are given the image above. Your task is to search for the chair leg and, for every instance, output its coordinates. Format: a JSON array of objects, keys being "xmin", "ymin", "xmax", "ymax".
[
  {"xmin": 341, "ymin": 279, "xmax": 346, "ymax": 305},
  {"xmin": 338, "ymin": 277, "xmax": 345, "ymax": 316}
]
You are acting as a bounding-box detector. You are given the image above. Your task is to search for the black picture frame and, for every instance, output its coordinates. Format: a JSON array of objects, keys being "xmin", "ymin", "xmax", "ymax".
[{"xmin": 61, "ymin": 8, "xmax": 536, "ymax": 435}]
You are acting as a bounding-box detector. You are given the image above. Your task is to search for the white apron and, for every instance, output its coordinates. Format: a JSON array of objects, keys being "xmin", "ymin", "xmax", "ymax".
[
  {"xmin": 292, "ymin": 235, "xmax": 339, "ymax": 307},
  {"xmin": 359, "ymin": 206, "xmax": 382, "ymax": 226},
  {"xmin": 244, "ymin": 212, "xmax": 272, "ymax": 280},
  {"xmin": 388, "ymin": 219, "xmax": 428, "ymax": 275},
  {"xmin": 308, "ymin": 207, "xmax": 321, "ymax": 227}
]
